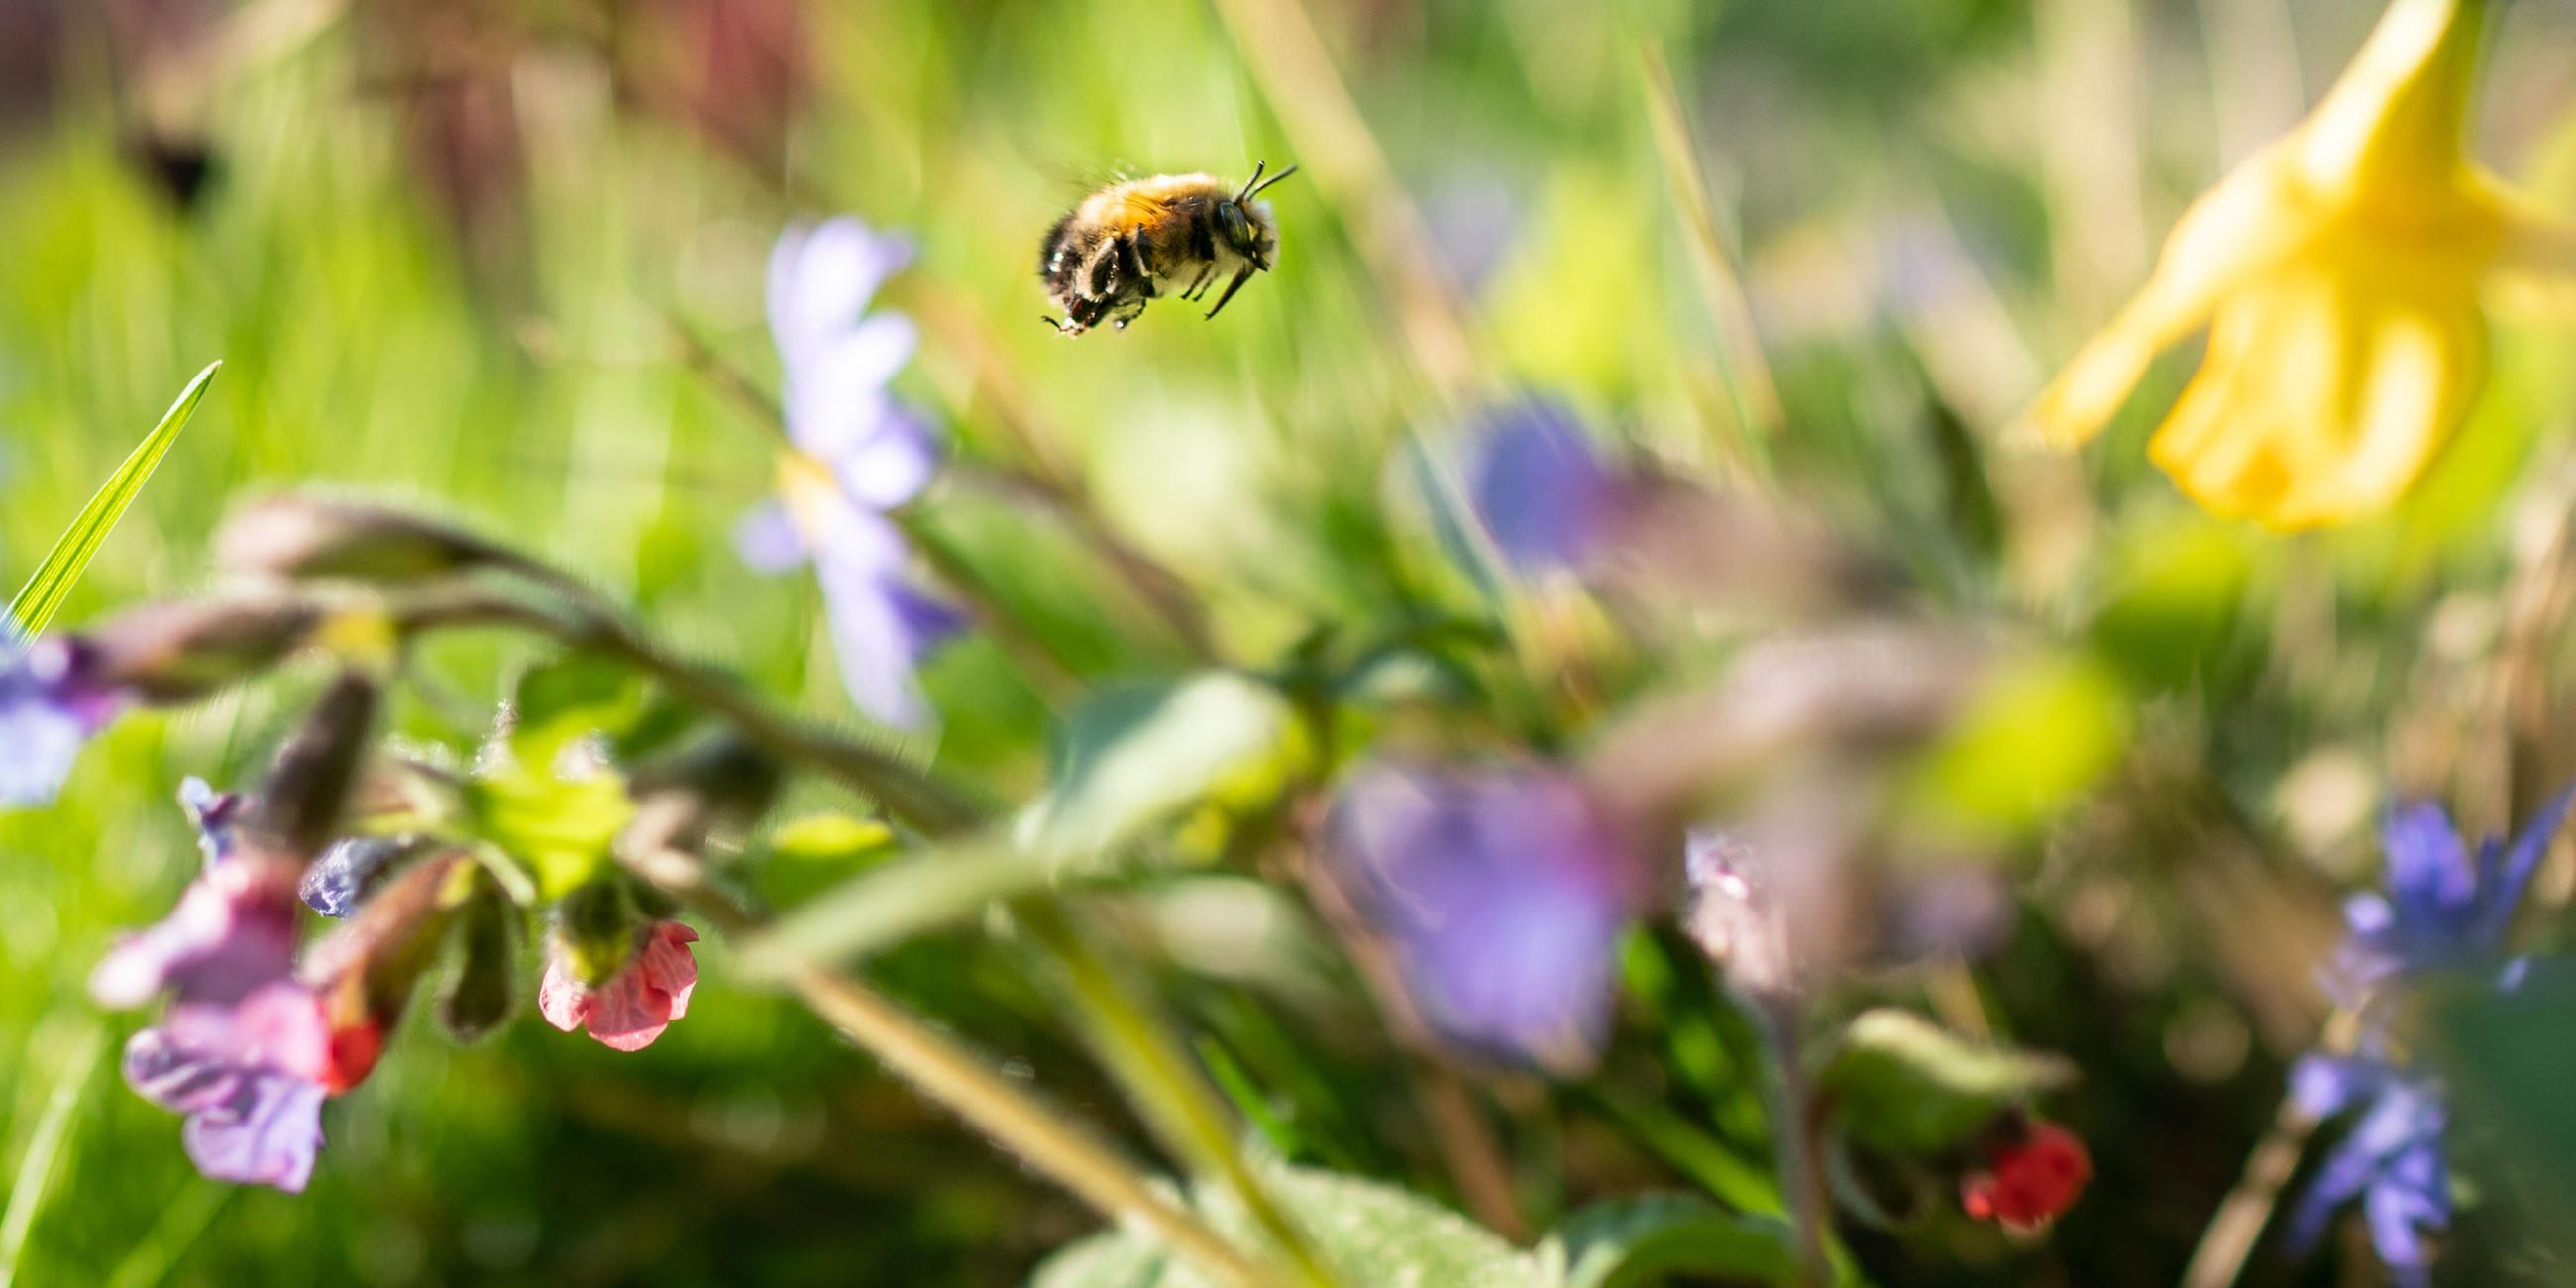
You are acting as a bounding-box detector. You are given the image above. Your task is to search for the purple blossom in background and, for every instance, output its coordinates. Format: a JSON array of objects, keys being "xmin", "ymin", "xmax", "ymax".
[
  {"xmin": 123, "ymin": 983, "xmax": 332, "ymax": 1192},
  {"xmin": 1327, "ymin": 760, "xmax": 1640, "ymax": 1071},
  {"xmin": 90, "ymin": 779, "xmax": 302, "ymax": 1010},
  {"xmin": 2287, "ymin": 1052, "xmax": 2449, "ymax": 1288},
  {"xmin": 2327, "ymin": 791, "xmax": 2573, "ymax": 1006},
  {"xmin": 0, "ymin": 637, "xmax": 124, "ymax": 806},
  {"xmin": 741, "ymin": 216, "xmax": 964, "ymax": 729},
  {"xmin": 1460, "ymin": 396, "xmax": 1625, "ymax": 576}
]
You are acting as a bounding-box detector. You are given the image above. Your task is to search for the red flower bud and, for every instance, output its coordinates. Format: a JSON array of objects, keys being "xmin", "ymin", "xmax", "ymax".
[{"xmin": 1961, "ymin": 1120, "xmax": 2092, "ymax": 1232}]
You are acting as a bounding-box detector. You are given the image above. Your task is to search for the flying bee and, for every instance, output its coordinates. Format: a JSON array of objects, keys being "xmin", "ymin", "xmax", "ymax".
[{"xmin": 1038, "ymin": 160, "xmax": 1299, "ymax": 335}]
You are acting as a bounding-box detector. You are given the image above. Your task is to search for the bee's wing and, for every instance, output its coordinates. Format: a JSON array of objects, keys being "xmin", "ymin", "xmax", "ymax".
[{"xmin": 1037, "ymin": 161, "xmax": 1134, "ymax": 198}]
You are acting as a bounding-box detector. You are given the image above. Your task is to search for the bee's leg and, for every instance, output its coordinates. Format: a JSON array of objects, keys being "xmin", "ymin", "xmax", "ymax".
[
  {"xmin": 1109, "ymin": 294, "xmax": 1150, "ymax": 330},
  {"xmin": 1081, "ymin": 243, "xmax": 1120, "ymax": 300},
  {"xmin": 1182, "ymin": 265, "xmax": 1217, "ymax": 300},
  {"xmin": 1119, "ymin": 236, "xmax": 1156, "ymax": 298},
  {"xmin": 1202, "ymin": 267, "xmax": 1256, "ymax": 320},
  {"xmin": 1064, "ymin": 294, "xmax": 1110, "ymax": 334}
]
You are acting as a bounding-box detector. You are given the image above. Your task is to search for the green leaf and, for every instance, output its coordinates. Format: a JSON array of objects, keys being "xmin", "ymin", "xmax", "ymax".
[
  {"xmin": 1818, "ymin": 1009, "xmax": 2075, "ymax": 1155},
  {"xmin": 466, "ymin": 767, "xmax": 635, "ymax": 902},
  {"xmin": 1017, "ymin": 673, "xmax": 1297, "ymax": 863},
  {"xmin": 6, "ymin": 361, "xmax": 219, "ymax": 643},
  {"xmin": 1903, "ymin": 651, "xmax": 2131, "ymax": 844},
  {"xmin": 0, "ymin": 1022, "xmax": 106, "ymax": 1288},
  {"xmin": 510, "ymin": 653, "xmax": 645, "ymax": 766},
  {"xmin": 1536, "ymin": 1194, "xmax": 1798, "ymax": 1288},
  {"xmin": 741, "ymin": 825, "xmax": 1052, "ymax": 973},
  {"xmin": 1028, "ymin": 1161, "xmax": 1540, "ymax": 1287}
]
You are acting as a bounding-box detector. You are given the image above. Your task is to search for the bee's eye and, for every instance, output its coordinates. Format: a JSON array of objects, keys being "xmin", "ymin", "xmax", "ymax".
[{"xmin": 1220, "ymin": 203, "xmax": 1252, "ymax": 248}]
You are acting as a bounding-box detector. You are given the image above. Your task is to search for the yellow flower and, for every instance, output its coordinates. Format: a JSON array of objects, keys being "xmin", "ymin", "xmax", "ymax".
[{"xmin": 2027, "ymin": 0, "xmax": 2576, "ymax": 529}]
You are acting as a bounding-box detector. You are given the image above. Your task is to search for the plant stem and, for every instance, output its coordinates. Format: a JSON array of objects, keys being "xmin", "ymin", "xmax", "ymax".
[
  {"xmin": 640, "ymin": 868, "xmax": 1280, "ymax": 1288},
  {"xmin": 1017, "ymin": 901, "xmax": 1347, "ymax": 1288},
  {"xmin": 400, "ymin": 588, "xmax": 987, "ymax": 836},
  {"xmin": 671, "ymin": 314, "xmax": 1217, "ymax": 663},
  {"xmin": 1748, "ymin": 992, "xmax": 1830, "ymax": 1288},
  {"xmin": 412, "ymin": 572, "xmax": 1313, "ymax": 1282},
  {"xmin": 2179, "ymin": 1008, "xmax": 2358, "ymax": 1288}
]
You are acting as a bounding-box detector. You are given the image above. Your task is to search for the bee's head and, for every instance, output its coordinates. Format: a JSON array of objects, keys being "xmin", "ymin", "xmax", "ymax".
[
  {"xmin": 1224, "ymin": 161, "xmax": 1298, "ymax": 270},
  {"xmin": 1217, "ymin": 198, "xmax": 1279, "ymax": 269}
]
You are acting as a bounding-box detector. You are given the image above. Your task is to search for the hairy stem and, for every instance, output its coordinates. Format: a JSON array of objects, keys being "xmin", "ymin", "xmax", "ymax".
[
  {"xmin": 1749, "ymin": 992, "xmax": 1830, "ymax": 1287},
  {"xmin": 1018, "ymin": 901, "xmax": 1346, "ymax": 1288},
  {"xmin": 633, "ymin": 859, "xmax": 1280, "ymax": 1288},
  {"xmin": 399, "ymin": 588, "xmax": 985, "ymax": 835},
  {"xmin": 412, "ymin": 569, "xmax": 1316, "ymax": 1282}
]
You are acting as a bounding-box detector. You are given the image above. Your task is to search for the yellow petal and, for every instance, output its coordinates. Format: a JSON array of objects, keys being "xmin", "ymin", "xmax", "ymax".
[
  {"xmin": 2294, "ymin": 0, "xmax": 2484, "ymax": 192},
  {"xmin": 2148, "ymin": 255, "xmax": 2486, "ymax": 529},
  {"xmin": 2480, "ymin": 175, "xmax": 2576, "ymax": 320},
  {"xmin": 2023, "ymin": 160, "xmax": 2312, "ymax": 448}
]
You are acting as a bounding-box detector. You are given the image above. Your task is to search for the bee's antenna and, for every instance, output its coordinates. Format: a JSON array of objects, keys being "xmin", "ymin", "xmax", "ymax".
[
  {"xmin": 1245, "ymin": 163, "xmax": 1300, "ymax": 199},
  {"xmin": 1235, "ymin": 160, "xmax": 1268, "ymax": 203},
  {"xmin": 1040, "ymin": 315, "xmax": 1068, "ymax": 333}
]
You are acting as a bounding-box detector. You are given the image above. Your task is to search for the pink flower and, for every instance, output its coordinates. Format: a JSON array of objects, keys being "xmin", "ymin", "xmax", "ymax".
[
  {"xmin": 123, "ymin": 983, "xmax": 335, "ymax": 1192},
  {"xmin": 538, "ymin": 921, "xmax": 699, "ymax": 1051},
  {"xmin": 89, "ymin": 780, "xmax": 301, "ymax": 1010}
]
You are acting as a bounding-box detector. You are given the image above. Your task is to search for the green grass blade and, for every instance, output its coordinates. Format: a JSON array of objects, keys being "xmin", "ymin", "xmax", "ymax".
[
  {"xmin": 5, "ymin": 361, "xmax": 221, "ymax": 645},
  {"xmin": 0, "ymin": 1023, "xmax": 107, "ymax": 1288}
]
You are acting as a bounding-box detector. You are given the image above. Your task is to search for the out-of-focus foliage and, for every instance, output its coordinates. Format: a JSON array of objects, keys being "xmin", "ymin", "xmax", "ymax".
[{"xmin": 6, "ymin": 0, "xmax": 2576, "ymax": 1286}]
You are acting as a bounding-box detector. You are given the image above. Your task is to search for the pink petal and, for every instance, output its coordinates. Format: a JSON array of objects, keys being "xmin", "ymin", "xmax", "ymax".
[
  {"xmin": 536, "ymin": 958, "xmax": 590, "ymax": 1034},
  {"xmin": 580, "ymin": 970, "xmax": 675, "ymax": 1052},
  {"xmin": 557, "ymin": 922, "xmax": 699, "ymax": 1052}
]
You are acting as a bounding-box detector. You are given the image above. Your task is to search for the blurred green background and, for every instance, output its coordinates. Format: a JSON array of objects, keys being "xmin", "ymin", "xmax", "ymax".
[{"xmin": 8, "ymin": 0, "xmax": 2576, "ymax": 1283}]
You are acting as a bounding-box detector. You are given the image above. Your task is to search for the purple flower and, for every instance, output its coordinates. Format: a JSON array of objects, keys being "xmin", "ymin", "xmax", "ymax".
[
  {"xmin": 90, "ymin": 780, "xmax": 302, "ymax": 1010},
  {"xmin": 298, "ymin": 836, "xmax": 409, "ymax": 918},
  {"xmin": 1460, "ymin": 397, "xmax": 1626, "ymax": 576},
  {"xmin": 0, "ymin": 638, "xmax": 125, "ymax": 806},
  {"xmin": 2288, "ymin": 1053, "xmax": 2448, "ymax": 1288},
  {"xmin": 2327, "ymin": 791, "xmax": 2574, "ymax": 1006},
  {"xmin": 1326, "ymin": 761, "xmax": 1641, "ymax": 1071},
  {"xmin": 123, "ymin": 983, "xmax": 332, "ymax": 1192},
  {"xmin": 740, "ymin": 217, "xmax": 963, "ymax": 730}
]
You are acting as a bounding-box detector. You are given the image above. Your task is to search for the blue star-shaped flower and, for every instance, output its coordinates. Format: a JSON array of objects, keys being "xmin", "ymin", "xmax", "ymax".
[
  {"xmin": 2288, "ymin": 1052, "xmax": 2449, "ymax": 1288},
  {"xmin": 739, "ymin": 217, "xmax": 964, "ymax": 729},
  {"xmin": 2328, "ymin": 791, "xmax": 2574, "ymax": 1005}
]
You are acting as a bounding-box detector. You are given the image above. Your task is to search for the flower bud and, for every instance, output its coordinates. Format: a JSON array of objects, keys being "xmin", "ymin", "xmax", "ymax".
[
  {"xmin": 246, "ymin": 671, "xmax": 381, "ymax": 859},
  {"xmin": 439, "ymin": 881, "xmax": 516, "ymax": 1043},
  {"xmin": 84, "ymin": 594, "xmax": 321, "ymax": 704},
  {"xmin": 216, "ymin": 495, "xmax": 504, "ymax": 585},
  {"xmin": 1960, "ymin": 1119, "xmax": 2093, "ymax": 1232},
  {"xmin": 620, "ymin": 737, "xmax": 782, "ymax": 867},
  {"xmin": 299, "ymin": 852, "xmax": 470, "ymax": 1090},
  {"xmin": 300, "ymin": 836, "xmax": 422, "ymax": 918},
  {"xmin": 553, "ymin": 880, "xmax": 641, "ymax": 988}
]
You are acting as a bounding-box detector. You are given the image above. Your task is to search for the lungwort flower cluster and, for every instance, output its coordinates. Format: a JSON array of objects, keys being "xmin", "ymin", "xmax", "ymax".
[
  {"xmin": 0, "ymin": 639, "xmax": 122, "ymax": 806},
  {"xmin": 2027, "ymin": 0, "xmax": 2576, "ymax": 529},
  {"xmin": 93, "ymin": 782, "xmax": 346, "ymax": 1192},
  {"xmin": 739, "ymin": 216, "xmax": 964, "ymax": 730},
  {"xmin": 2288, "ymin": 792, "xmax": 2571, "ymax": 1285}
]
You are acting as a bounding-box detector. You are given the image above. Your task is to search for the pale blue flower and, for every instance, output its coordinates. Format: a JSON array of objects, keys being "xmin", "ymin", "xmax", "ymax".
[{"xmin": 742, "ymin": 217, "xmax": 963, "ymax": 729}]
